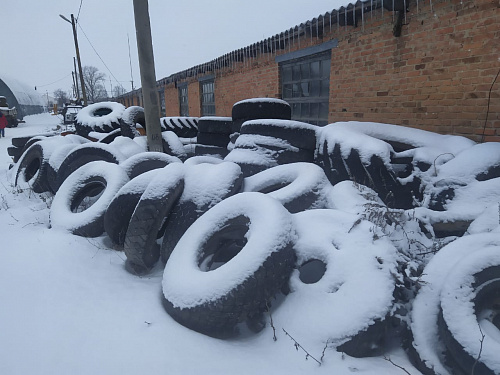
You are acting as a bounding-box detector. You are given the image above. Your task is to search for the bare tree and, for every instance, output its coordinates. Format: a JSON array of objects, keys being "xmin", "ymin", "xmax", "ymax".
[
  {"xmin": 82, "ymin": 65, "xmax": 107, "ymax": 103},
  {"xmin": 53, "ymin": 89, "xmax": 69, "ymax": 107},
  {"xmin": 113, "ymin": 85, "xmax": 127, "ymax": 98}
]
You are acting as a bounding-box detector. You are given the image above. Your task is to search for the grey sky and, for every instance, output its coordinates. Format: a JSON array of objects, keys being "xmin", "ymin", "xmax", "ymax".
[{"xmin": 2, "ymin": 1, "xmax": 346, "ymax": 97}]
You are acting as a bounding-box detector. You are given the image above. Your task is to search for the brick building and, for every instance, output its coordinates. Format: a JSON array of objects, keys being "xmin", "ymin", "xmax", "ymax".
[{"xmin": 117, "ymin": 0, "xmax": 500, "ymax": 142}]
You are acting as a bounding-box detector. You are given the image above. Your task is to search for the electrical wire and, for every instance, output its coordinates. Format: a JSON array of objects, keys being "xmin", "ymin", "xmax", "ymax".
[
  {"xmin": 76, "ymin": 21, "xmax": 125, "ymax": 91},
  {"xmin": 35, "ymin": 73, "xmax": 73, "ymax": 89},
  {"xmin": 480, "ymin": 67, "xmax": 500, "ymax": 143},
  {"xmin": 76, "ymin": 0, "xmax": 84, "ymax": 21}
]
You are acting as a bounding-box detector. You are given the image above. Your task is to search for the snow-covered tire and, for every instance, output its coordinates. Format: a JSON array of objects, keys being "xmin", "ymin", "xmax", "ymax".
[
  {"xmin": 197, "ymin": 132, "xmax": 230, "ymax": 148},
  {"xmin": 7, "ymin": 146, "xmax": 24, "ymax": 163},
  {"xmin": 162, "ymin": 192, "xmax": 296, "ymax": 337},
  {"xmin": 56, "ymin": 143, "xmax": 126, "ymax": 189},
  {"xmin": 124, "ymin": 164, "xmax": 185, "ymax": 274},
  {"xmin": 194, "ymin": 144, "xmax": 228, "ymax": 158},
  {"xmin": 277, "ymin": 209, "xmax": 399, "ymax": 358},
  {"xmin": 409, "ymin": 233, "xmax": 500, "ymax": 375},
  {"xmin": 232, "ymin": 98, "xmax": 292, "ymax": 122},
  {"xmin": 240, "ymin": 120, "xmax": 318, "ymax": 150},
  {"xmin": 75, "ymin": 102, "xmax": 125, "ymax": 137},
  {"xmin": 50, "ymin": 161, "xmax": 130, "ymax": 237},
  {"xmin": 119, "ymin": 106, "xmax": 145, "ymax": 139},
  {"xmin": 14, "ymin": 143, "xmax": 51, "ymax": 193},
  {"xmin": 120, "ymin": 151, "xmax": 182, "ymax": 180},
  {"xmin": 160, "ymin": 161, "xmax": 243, "ymax": 263},
  {"xmin": 161, "ymin": 117, "xmax": 199, "ymax": 138},
  {"xmin": 11, "ymin": 134, "xmax": 52, "ymax": 148},
  {"xmin": 241, "ymin": 163, "xmax": 330, "ymax": 213},
  {"xmin": 224, "ymin": 134, "xmax": 314, "ymax": 177},
  {"xmin": 197, "ymin": 117, "xmax": 233, "ymax": 134},
  {"xmin": 438, "ymin": 247, "xmax": 500, "ymax": 375},
  {"xmin": 97, "ymin": 128, "xmax": 122, "ymax": 144},
  {"xmin": 162, "ymin": 131, "xmax": 187, "ymax": 160},
  {"xmin": 104, "ymin": 170, "xmax": 160, "ymax": 248}
]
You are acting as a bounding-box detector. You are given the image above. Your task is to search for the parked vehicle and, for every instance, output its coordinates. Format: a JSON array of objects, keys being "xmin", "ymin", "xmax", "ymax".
[
  {"xmin": 61, "ymin": 104, "xmax": 83, "ymax": 125},
  {"xmin": 0, "ymin": 96, "xmax": 18, "ymax": 127}
]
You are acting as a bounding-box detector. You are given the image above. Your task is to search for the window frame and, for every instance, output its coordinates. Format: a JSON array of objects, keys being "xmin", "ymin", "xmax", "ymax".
[
  {"xmin": 199, "ymin": 78, "xmax": 215, "ymax": 116},
  {"xmin": 178, "ymin": 83, "xmax": 189, "ymax": 116}
]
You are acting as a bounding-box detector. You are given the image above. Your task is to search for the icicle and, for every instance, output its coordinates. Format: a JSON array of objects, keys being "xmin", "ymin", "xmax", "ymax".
[
  {"xmin": 361, "ymin": 3, "xmax": 364, "ymax": 31},
  {"xmin": 345, "ymin": 9, "xmax": 347, "ymax": 32},
  {"xmin": 404, "ymin": 0, "xmax": 407, "ymax": 23},
  {"xmin": 430, "ymin": 0, "xmax": 433, "ymax": 13},
  {"xmin": 392, "ymin": 0, "xmax": 395, "ymax": 21},
  {"xmin": 417, "ymin": 0, "xmax": 419, "ymax": 14},
  {"xmin": 330, "ymin": 11, "xmax": 332, "ymax": 33},
  {"xmin": 310, "ymin": 21, "xmax": 313, "ymax": 43}
]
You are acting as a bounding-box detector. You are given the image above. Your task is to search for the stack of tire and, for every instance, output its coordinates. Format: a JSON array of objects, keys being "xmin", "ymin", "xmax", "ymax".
[
  {"xmin": 225, "ymin": 98, "xmax": 318, "ymax": 177},
  {"xmin": 161, "ymin": 117, "xmax": 199, "ymax": 138},
  {"xmin": 195, "ymin": 117, "xmax": 233, "ymax": 158},
  {"xmin": 314, "ymin": 125, "xmax": 415, "ymax": 209}
]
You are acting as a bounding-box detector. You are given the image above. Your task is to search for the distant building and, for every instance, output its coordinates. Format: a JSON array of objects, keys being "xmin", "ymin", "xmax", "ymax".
[
  {"xmin": 117, "ymin": 0, "xmax": 500, "ymax": 142},
  {"xmin": 0, "ymin": 76, "xmax": 45, "ymax": 120}
]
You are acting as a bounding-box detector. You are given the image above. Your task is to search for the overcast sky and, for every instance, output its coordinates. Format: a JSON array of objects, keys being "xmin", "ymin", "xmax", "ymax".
[{"xmin": 2, "ymin": 0, "xmax": 347, "ymax": 97}]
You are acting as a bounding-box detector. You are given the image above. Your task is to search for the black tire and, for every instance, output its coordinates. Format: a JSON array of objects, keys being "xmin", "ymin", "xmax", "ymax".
[
  {"xmin": 56, "ymin": 143, "xmax": 125, "ymax": 190},
  {"xmin": 12, "ymin": 136, "xmax": 36, "ymax": 148},
  {"xmin": 104, "ymin": 170, "xmax": 160, "ymax": 248},
  {"xmin": 50, "ymin": 161, "xmax": 130, "ymax": 237},
  {"xmin": 438, "ymin": 247, "xmax": 500, "ymax": 375},
  {"xmin": 46, "ymin": 143, "xmax": 80, "ymax": 194},
  {"xmin": 124, "ymin": 164, "xmax": 185, "ymax": 274},
  {"xmin": 120, "ymin": 106, "xmax": 145, "ymax": 139},
  {"xmin": 232, "ymin": 98, "xmax": 291, "ymax": 121},
  {"xmin": 196, "ymin": 132, "xmax": 230, "ymax": 148},
  {"xmin": 241, "ymin": 162, "xmax": 330, "ymax": 213},
  {"xmin": 160, "ymin": 161, "xmax": 243, "ymax": 264},
  {"xmin": 161, "ymin": 117, "xmax": 199, "ymax": 138},
  {"xmin": 194, "ymin": 144, "xmax": 228, "ymax": 158},
  {"xmin": 120, "ymin": 151, "xmax": 182, "ymax": 180},
  {"xmin": 315, "ymin": 140, "xmax": 350, "ymax": 185},
  {"xmin": 290, "ymin": 209, "xmax": 398, "ymax": 358},
  {"xmin": 97, "ymin": 128, "xmax": 122, "ymax": 144},
  {"xmin": 7, "ymin": 146, "xmax": 23, "ymax": 162},
  {"xmin": 162, "ymin": 131, "xmax": 188, "ymax": 160},
  {"xmin": 14, "ymin": 143, "xmax": 51, "ymax": 193},
  {"xmin": 75, "ymin": 102, "xmax": 125, "ymax": 137},
  {"xmin": 197, "ymin": 117, "xmax": 233, "ymax": 134},
  {"xmin": 240, "ymin": 119, "xmax": 318, "ymax": 150},
  {"xmin": 408, "ymin": 234, "xmax": 500, "ymax": 375},
  {"xmin": 162, "ymin": 192, "xmax": 296, "ymax": 337}
]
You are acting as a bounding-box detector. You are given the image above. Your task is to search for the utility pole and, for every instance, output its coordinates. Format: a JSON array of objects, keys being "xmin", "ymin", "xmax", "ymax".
[
  {"xmin": 60, "ymin": 14, "xmax": 87, "ymax": 106},
  {"xmin": 70, "ymin": 14, "xmax": 87, "ymax": 106},
  {"xmin": 73, "ymin": 57, "xmax": 80, "ymax": 100},
  {"xmin": 133, "ymin": 0, "xmax": 163, "ymax": 152}
]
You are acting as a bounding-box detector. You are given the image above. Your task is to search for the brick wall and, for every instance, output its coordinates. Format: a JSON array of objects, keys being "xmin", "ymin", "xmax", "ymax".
[{"xmin": 119, "ymin": 0, "xmax": 499, "ymax": 141}]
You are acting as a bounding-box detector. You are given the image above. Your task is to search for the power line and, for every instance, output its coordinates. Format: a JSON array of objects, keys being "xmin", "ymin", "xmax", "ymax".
[
  {"xmin": 36, "ymin": 73, "xmax": 73, "ymax": 89},
  {"xmin": 76, "ymin": 21, "xmax": 125, "ymax": 90},
  {"xmin": 76, "ymin": 0, "xmax": 84, "ymax": 21}
]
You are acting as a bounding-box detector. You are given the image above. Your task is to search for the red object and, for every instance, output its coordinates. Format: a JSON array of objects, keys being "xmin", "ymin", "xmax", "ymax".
[{"xmin": 0, "ymin": 113, "xmax": 8, "ymax": 129}]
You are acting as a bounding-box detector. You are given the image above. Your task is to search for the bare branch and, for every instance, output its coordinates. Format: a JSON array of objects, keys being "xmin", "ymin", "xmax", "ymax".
[
  {"xmin": 383, "ymin": 356, "xmax": 412, "ymax": 374},
  {"xmin": 282, "ymin": 328, "xmax": 321, "ymax": 366}
]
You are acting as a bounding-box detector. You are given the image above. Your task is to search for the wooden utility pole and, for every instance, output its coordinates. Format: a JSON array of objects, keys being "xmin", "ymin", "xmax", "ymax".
[
  {"xmin": 70, "ymin": 14, "xmax": 87, "ymax": 106},
  {"xmin": 73, "ymin": 57, "xmax": 80, "ymax": 100},
  {"xmin": 60, "ymin": 14, "xmax": 87, "ymax": 106},
  {"xmin": 133, "ymin": 0, "xmax": 163, "ymax": 152}
]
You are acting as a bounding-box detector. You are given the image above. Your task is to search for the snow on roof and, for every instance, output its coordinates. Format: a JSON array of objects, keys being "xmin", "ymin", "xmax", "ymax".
[{"xmin": 0, "ymin": 75, "xmax": 44, "ymax": 107}]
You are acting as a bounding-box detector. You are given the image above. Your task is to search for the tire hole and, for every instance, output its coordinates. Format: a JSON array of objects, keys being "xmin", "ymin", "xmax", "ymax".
[
  {"xmin": 298, "ymin": 259, "xmax": 327, "ymax": 284},
  {"xmin": 70, "ymin": 182, "xmax": 106, "ymax": 213},
  {"xmin": 198, "ymin": 217, "xmax": 250, "ymax": 272},
  {"xmin": 24, "ymin": 159, "xmax": 41, "ymax": 182}
]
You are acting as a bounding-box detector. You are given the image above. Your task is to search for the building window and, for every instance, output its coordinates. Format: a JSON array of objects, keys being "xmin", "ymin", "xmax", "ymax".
[
  {"xmin": 159, "ymin": 90, "xmax": 166, "ymax": 116},
  {"xmin": 200, "ymin": 79, "xmax": 215, "ymax": 116},
  {"xmin": 281, "ymin": 52, "xmax": 331, "ymax": 126},
  {"xmin": 178, "ymin": 84, "xmax": 189, "ymax": 116}
]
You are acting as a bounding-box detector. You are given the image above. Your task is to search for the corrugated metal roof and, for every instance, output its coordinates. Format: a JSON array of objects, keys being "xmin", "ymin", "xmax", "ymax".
[{"xmin": 0, "ymin": 75, "xmax": 44, "ymax": 107}]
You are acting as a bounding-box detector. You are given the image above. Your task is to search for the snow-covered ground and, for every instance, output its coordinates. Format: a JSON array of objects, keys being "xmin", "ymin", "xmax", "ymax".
[{"xmin": 0, "ymin": 113, "xmax": 498, "ymax": 375}]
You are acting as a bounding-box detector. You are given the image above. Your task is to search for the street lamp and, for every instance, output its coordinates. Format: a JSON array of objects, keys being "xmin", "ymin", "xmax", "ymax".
[{"xmin": 60, "ymin": 13, "xmax": 87, "ymax": 106}]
